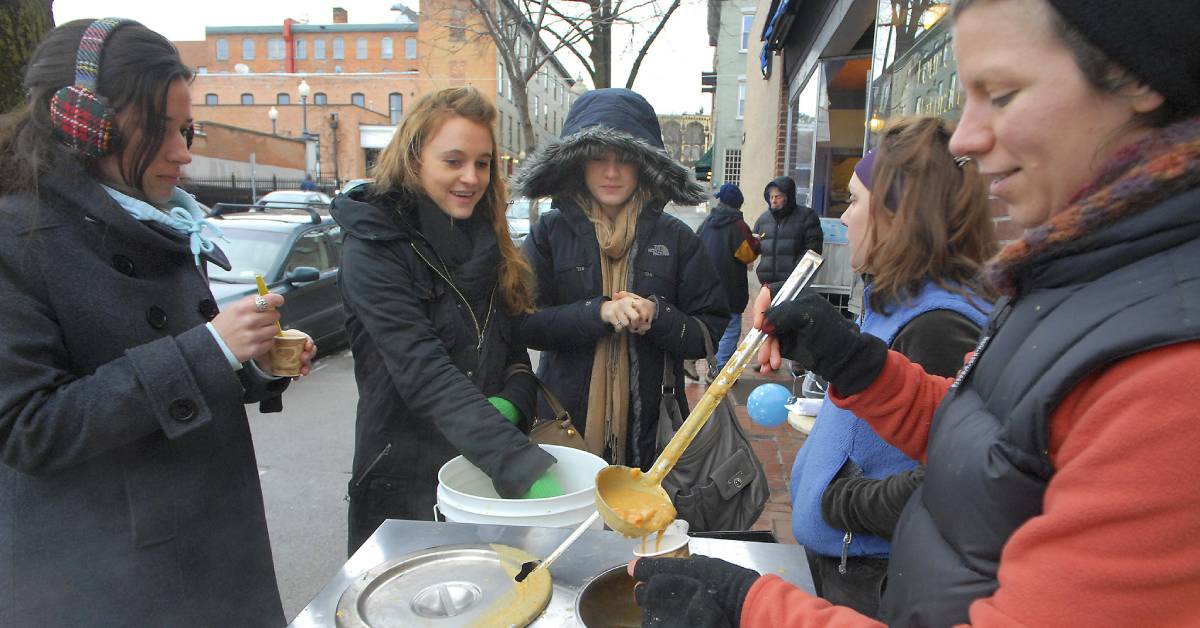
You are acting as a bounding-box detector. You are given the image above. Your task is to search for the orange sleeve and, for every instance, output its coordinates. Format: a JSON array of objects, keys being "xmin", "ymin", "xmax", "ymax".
[
  {"xmin": 741, "ymin": 576, "xmax": 885, "ymax": 628},
  {"xmin": 829, "ymin": 350, "xmax": 955, "ymax": 464},
  {"xmin": 744, "ymin": 342, "xmax": 1200, "ymax": 627},
  {"xmin": 963, "ymin": 341, "xmax": 1200, "ymax": 626}
]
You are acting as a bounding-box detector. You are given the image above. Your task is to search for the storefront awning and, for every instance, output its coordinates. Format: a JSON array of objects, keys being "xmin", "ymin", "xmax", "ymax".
[
  {"xmin": 760, "ymin": 0, "xmax": 801, "ymax": 74},
  {"xmin": 695, "ymin": 145, "xmax": 713, "ymax": 169}
]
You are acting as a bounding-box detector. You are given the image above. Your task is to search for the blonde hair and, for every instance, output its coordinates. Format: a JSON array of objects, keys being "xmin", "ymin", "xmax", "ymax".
[{"xmin": 371, "ymin": 87, "xmax": 534, "ymax": 314}]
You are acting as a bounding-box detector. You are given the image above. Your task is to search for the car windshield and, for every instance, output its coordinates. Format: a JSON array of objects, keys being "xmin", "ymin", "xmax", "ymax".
[{"xmin": 207, "ymin": 227, "xmax": 289, "ymax": 283}]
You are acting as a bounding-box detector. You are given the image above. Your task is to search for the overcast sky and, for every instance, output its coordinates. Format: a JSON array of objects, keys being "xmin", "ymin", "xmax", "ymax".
[{"xmin": 53, "ymin": 0, "xmax": 715, "ymax": 115}]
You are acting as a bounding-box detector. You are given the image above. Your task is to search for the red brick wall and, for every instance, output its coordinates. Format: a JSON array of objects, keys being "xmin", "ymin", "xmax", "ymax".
[{"xmin": 189, "ymin": 122, "xmax": 305, "ymax": 169}]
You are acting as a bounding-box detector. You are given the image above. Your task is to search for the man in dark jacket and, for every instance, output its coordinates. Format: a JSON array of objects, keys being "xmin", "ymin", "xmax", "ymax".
[
  {"xmin": 697, "ymin": 183, "xmax": 760, "ymax": 377},
  {"xmin": 754, "ymin": 176, "xmax": 823, "ymax": 285}
]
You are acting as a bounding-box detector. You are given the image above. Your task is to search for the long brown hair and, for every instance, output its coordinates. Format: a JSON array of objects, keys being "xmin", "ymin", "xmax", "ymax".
[
  {"xmin": 862, "ymin": 116, "xmax": 996, "ymax": 313},
  {"xmin": 371, "ymin": 86, "xmax": 534, "ymax": 314}
]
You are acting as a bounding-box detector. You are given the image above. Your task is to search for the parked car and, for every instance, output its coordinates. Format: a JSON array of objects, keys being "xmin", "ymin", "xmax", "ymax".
[
  {"xmin": 337, "ymin": 178, "xmax": 374, "ymax": 196},
  {"xmin": 254, "ymin": 189, "xmax": 333, "ymax": 210},
  {"xmin": 206, "ymin": 204, "xmax": 346, "ymax": 354},
  {"xmin": 505, "ymin": 197, "xmax": 554, "ymax": 244}
]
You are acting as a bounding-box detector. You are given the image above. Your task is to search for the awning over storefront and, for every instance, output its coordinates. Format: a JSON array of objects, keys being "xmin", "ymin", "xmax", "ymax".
[
  {"xmin": 761, "ymin": 0, "xmax": 801, "ymax": 73},
  {"xmin": 694, "ymin": 144, "xmax": 713, "ymax": 181}
]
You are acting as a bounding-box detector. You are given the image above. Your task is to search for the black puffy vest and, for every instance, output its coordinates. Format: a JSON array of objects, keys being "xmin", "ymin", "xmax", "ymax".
[{"xmin": 880, "ymin": 188, "xmax": 1200, "ymax": 626}]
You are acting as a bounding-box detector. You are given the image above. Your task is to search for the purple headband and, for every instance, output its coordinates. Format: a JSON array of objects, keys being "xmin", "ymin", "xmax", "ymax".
[{"xmin": 853, "ymin": 149, "xmax": 901, "ymax": 211}]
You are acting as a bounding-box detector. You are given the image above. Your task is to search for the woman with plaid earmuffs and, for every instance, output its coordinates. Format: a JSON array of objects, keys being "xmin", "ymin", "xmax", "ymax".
[{"xmin": 0, "ymin": 19, "xmax": 313, "ymax": 626}]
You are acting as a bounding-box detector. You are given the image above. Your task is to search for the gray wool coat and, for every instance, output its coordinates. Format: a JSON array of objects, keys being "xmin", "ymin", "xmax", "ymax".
[{"xmin": 0, "ymin": 160, "xmax": 289, "ymax": 627}]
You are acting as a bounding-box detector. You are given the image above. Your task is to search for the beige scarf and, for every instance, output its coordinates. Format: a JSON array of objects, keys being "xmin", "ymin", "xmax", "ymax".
[{"xmin": 584, "ymin": 199, "xmax": 640, "ymax": 464}]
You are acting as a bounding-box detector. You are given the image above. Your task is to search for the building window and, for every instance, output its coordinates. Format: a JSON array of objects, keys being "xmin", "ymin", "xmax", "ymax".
[
  {"xmin": 314, "ymin": 39, "xmax": 326, "ymax": 60},
  {"xmin": 737, "ymin": 80, "xmax": 746, "ymax": 119},
  {"xmin": 242, "ymin": 38, "xmax": 255, "ymax": 60},
  {"xmin": 405, "ymin": 38, "xmax": 417, "ymax": 59},
  {"xmin": 205, "ymin": 93, "xmax": 218, "ymax": 105},
  {"xmin": 356, "ymin": 37, "xmax": 368, "ymax": 60},
  {"xmin": 277, "ymin": 93, "xmax": 290, "ymax": 105},
  {"xmin": 740, "ymin": 13, "xmax": 754, "ymax": 51},
  {"xmin": 295, "ymin": 38, "xmax": 307, "ymax": 60},
  {"xmin": 313, "ymin": 92, "xmax": 327, "ymax": 105},
  {"xmin": 389, "ymin": 92, "xmax": 402, "ymax": 124},
  {"xmin": 351, "ymin": 92, "xmax": 365, "ymax": 108},
  {"xmin": 497, "ymin": 60, "xmax": 505, "ymax": 94},
  {"xmin": 534, "ymin": 95, "xmax": 540, "ymax": 120},
  {"xmin": 267, "ymin": 38, "xmax": 285, "ymax": 60},
  {"xmin": 724, "ymin": 149, "xmax": 742, "ymax": 187},
  {"xmin": 381, "ymin": 37, "xmax": 393, "ymax": 59},
  {"xmin": 241, "ymin": 93, "xmax": 254, "ymax": 105},
  {"xmin": 215, "ymin": 38, "xmax": 228, "ymax": 60},
  {"xmin": 332, "ymin": 37, "xmax": 344, "ymax": 60}
]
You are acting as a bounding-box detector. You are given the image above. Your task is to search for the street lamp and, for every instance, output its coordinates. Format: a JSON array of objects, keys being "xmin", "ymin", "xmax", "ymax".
[
  {"xmin": 297, "ymin": 79, "xmax": 311, "ymax": 135},
  {"xmin": 268, "ymin": 106, "xmax": 278, "ymax": 135}
]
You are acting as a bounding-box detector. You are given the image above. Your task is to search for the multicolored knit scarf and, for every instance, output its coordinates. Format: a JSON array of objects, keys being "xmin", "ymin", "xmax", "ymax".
[{"xmin": 986, "ymin": 116, "xmax": 1200, "ymax": 296}]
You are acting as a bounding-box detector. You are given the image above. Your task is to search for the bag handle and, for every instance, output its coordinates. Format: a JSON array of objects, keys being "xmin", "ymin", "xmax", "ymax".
[
  {"xmin": 662, "ymin": 317, "xmax": 719, "ymax": 390},
  {"xmin": 505, "ymin": 363, "xmax": 573, "ymax": 425}
]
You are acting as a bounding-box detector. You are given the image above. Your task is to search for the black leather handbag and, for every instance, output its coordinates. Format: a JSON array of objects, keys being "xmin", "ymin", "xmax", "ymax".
[{"xmin": 655, "ymin": 321, "xmax": 769, "ymax": 532}]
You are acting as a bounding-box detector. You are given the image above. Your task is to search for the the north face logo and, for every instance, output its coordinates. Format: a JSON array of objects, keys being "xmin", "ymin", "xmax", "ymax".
[{"xmin": 648, "ymin": 244, "xmax": 669, "ymax": 256}]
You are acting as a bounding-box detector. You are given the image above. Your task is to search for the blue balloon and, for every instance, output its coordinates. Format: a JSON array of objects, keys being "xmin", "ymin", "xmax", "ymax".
[{"xmin": 747, "ymin": 383, "xmax": 791, "ymax": 428}]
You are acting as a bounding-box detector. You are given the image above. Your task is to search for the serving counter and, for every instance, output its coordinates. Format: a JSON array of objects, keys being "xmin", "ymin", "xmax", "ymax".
[{"xmin": 289, "ymin": 519, "xmax": 813, "ymax": 627}]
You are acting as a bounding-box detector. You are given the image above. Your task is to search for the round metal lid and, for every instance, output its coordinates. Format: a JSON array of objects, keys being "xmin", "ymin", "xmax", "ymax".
[{"xmin": 336, "ymin": 543, "xmax": 552, "ymax": 628}]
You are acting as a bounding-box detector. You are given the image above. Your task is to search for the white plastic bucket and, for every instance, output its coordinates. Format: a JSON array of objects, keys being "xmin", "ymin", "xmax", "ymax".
[{"xmin": 435, "ymin": 445, "xmax": 606, "ymax": 528}]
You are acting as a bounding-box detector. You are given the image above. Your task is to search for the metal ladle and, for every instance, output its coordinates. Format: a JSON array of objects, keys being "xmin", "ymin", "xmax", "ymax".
[{"xmin": 594, "ymin": 252, "xmax": 824, "ymax": 537}]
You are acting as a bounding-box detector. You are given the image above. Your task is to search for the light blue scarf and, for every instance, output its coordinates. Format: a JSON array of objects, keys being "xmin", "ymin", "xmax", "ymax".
[{"xmin": 102, "ymin": 185, "xmax": 227, "ymax": 266}]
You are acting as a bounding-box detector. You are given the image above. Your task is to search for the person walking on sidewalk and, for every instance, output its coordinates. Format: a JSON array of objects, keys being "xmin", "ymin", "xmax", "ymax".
[
  {"xmin": 697, "ymin": 183, "xmax": 760, "ymax": 378},
  {"xmin": 512, "ymin": 88, "xmax": 728, "ymax": 468},
  {"xmin": 754, "ymin": 176, "xmax": 823, "ymax": 286},
  {"xmin": 333, "ymin": 87, "xmax": 559, "ymax": 554},
  {"xmin": 627, "ymin": 0, "xmax": 1200, "ymax": 625}
]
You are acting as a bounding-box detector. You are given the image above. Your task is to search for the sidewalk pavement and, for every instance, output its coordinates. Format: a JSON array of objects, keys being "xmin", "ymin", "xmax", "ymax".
[{"xmin": 681, "ymin": 312, "xmax": 808, "ymax": 545}]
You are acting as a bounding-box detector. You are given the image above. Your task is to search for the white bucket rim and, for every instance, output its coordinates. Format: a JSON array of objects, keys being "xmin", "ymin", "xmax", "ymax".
[{"xmin": 436, "ymin": 444, "xmax": 605, "ymax": 504}]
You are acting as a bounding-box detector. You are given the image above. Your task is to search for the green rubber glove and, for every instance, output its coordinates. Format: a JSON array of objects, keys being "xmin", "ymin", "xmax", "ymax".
[
  {"xmin": 522, "ymin": 472, "xmax": 565, "ymax": 499},
  {"xmin": 488, "ymin": 395, "xmax": 522, "ymax": 426},
  {"xmin": 488, "ymin": 396, "xmax": 565, "ymax": 499}
]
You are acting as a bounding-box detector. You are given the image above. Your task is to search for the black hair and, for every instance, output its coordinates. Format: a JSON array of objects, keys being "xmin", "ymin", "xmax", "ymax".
[{"xmin": 0, "ymin": 19, "xmax": 193, "ymax": 197}]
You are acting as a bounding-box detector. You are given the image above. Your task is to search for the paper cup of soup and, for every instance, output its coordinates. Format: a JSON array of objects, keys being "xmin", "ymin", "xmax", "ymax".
[
  {"xmin": 269, "ymin": 329, "xmax": 307, "ymax": 377},
  {"xmin": 633, "ymin": 519, "xmax": 690, "ymax": 558}
]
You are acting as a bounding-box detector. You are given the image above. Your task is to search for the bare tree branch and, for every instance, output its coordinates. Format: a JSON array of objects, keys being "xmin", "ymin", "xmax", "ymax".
[{"xmin": 625, "ymin": 0, "xmax": 680, "ymax": 90}]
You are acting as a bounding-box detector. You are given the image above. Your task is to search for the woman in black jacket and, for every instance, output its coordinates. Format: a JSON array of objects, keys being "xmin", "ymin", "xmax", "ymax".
[
  {"xmin": 512, "ymin": 88, "xmax": 729, "ymax": 468},
  {"xmin": 0, "ymin": 20, "xmax": 313, "ymax": 626},
  {"xmin": 333, "ymin": 87, "xmax": 556, "ymax": 553}
]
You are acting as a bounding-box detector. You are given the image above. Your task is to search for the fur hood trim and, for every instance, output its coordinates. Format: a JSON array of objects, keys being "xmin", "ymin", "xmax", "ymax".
[{"xmin": 513, "ymin": 125, "xmax": 707, "ymax": 205}]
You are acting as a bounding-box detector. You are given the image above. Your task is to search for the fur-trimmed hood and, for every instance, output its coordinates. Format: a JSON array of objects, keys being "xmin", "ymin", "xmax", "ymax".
[{"xmin": 513, "ymin": 88, "xmax": 706, "ymax": 206}]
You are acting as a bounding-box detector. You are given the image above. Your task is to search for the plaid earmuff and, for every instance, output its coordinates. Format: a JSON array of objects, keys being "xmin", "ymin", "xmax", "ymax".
[{"xmin": 49, "ymin": 18, "xmax": 130, "ymax": 158}]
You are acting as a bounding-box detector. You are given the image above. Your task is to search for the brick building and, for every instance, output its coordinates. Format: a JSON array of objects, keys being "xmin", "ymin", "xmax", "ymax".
[{"xmin": 175, "ymin": 3, "xmax": 576, "ymax": 186}]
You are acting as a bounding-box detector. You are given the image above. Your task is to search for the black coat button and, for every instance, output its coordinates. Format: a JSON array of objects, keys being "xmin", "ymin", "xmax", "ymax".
[
  {"xmin": 168, "ymin": 398, "xmax": 195, "ymax": 421},
  {"xmin": 198, "ymin": 299, "xmax": 219, "ymax": 321},
  {"xmin": 146, "ymin": 306, "xmax": 168, "ymax": 329},
  {"xmin": 112, "ymin": 255, "xmax": 135, "ymax": 277}
]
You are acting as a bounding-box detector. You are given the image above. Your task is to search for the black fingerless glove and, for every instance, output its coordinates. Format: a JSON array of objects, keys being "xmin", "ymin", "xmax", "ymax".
[
  {"xmin": 633, "ymin": 556, "xmax": 761, "ymax": 628},
  {"xmin": 764, "ymin": 292, "xmax": 888, "ymax": 396}
]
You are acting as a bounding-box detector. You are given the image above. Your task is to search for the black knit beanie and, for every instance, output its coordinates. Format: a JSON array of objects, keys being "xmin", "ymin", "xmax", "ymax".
[{"xmin": 1046, "ymin": 0, "xmax": 1200, "ymax": 114}]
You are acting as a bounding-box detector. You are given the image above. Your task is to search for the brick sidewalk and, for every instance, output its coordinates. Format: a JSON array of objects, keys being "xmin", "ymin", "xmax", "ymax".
[{"xmin": 682, "ymin": 365, "xmax": 807, "ymax": 545}]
